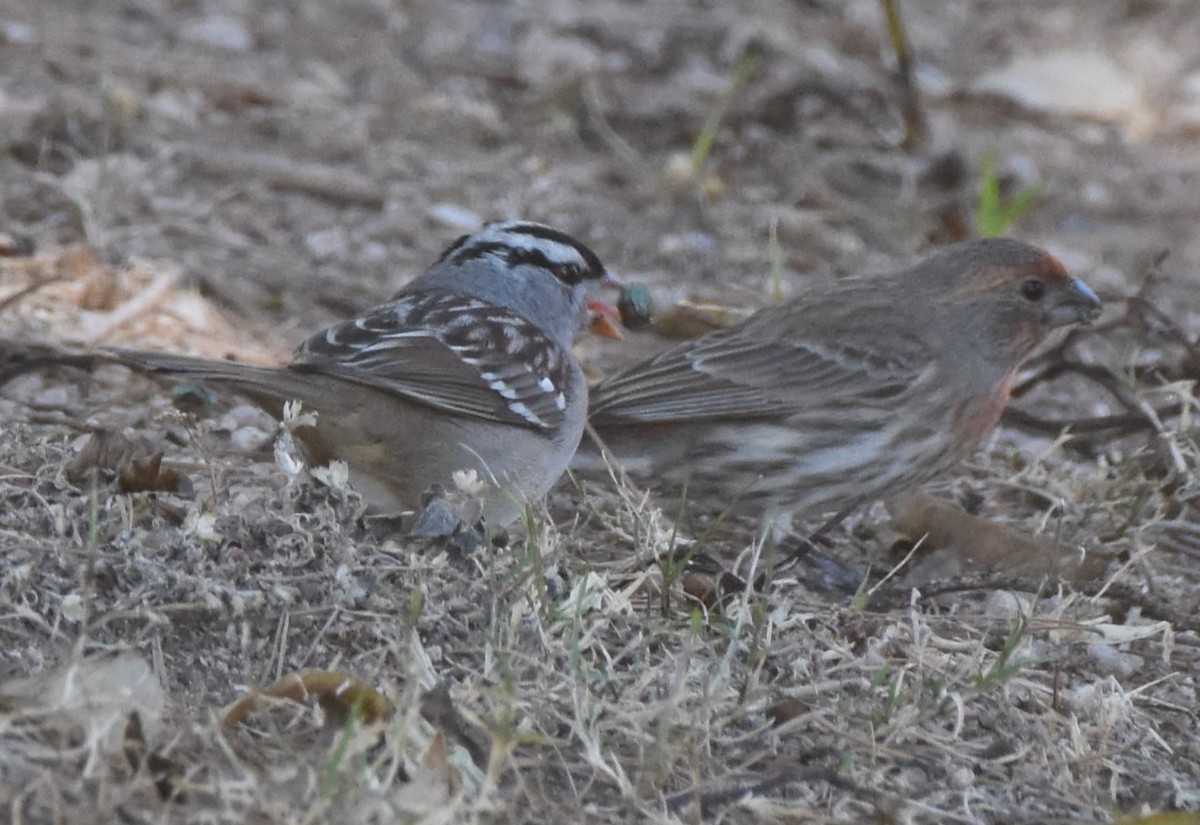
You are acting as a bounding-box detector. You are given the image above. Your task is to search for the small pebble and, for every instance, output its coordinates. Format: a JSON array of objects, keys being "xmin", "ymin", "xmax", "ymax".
[
  {"xmin": 305, "ymin": 226, "xmax": 349, "ymax": 261},
  {"xmin": 182, "ymin": 14, "xmax": 252, "ymax": 52},
  {"xmin": 426, "ymin": 203, "xmax": 482, "ymax": 231},
  {"xmin": 0, "ymin": 20, "xmax": 33, "ymax": 44},
  {"xmin": 1086, "ymin": 643, "xmax": 1144, "ymax": 678},
  {"xmin": 229, "ymin": 426, "xmax": 270, "ymax": 454}
]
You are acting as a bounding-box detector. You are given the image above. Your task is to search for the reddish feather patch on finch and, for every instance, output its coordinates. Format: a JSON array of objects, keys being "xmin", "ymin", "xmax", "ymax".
[{"xmin": 583, "ymin": 237, "xmax": 1102, "ymax": 538}]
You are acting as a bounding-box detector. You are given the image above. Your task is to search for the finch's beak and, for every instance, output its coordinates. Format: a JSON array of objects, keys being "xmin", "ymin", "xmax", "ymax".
[
  {"xmin": 1044, "ymin": 278, "xmax": 1102, "ymax": 328},
  {"xmin": 587, "ymin": 300, "xmax": 624, "ymax": 339}
]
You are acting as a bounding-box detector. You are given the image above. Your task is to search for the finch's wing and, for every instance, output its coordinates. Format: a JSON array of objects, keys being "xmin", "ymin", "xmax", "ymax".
[
  {"xmin": 293, "ymin": 290, "xmax": 571, "ymax": 431},
  {"xmin": 589, "ymin": 308, "xmax": 930, "ymax": 424}
]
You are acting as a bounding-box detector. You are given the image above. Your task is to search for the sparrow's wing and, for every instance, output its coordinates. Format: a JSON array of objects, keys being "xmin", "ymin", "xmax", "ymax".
[{"xmin": 294, "ymin": 291, "xmax": 572, "ymax": 431}]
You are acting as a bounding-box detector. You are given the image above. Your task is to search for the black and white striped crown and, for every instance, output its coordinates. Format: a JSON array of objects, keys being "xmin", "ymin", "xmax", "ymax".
[{"xmin": 435, "ymin": 220, "xmax": 608, "ymax": 288}]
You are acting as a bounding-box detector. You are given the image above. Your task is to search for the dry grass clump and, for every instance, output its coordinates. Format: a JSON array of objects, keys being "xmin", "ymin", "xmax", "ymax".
[
  {"xmin": 0, "ymin": 243, "xmax": 1198, "ymax": 824},
  {"xmin": 1, "ymin": 362, "xmax": 1198, "ymax": 824},
  {"xmin": 0, "ymin": 229, "xmax": 1196, "ymax": 823}
]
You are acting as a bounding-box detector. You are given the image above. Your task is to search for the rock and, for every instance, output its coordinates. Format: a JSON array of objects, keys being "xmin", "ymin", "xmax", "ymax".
[
  {"xmin": 182, "ymin": 14, "xmax": 253, "ymax": 52},
  {"xmin": 974, "ymin": 49, "xmax": 1144, "ymax": 126}
]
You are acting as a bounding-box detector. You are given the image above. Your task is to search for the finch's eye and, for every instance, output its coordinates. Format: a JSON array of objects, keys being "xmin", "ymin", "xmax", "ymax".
[{"xmin": 1020, "ymin": 278, "xmax": 1047, "ymax": 302}]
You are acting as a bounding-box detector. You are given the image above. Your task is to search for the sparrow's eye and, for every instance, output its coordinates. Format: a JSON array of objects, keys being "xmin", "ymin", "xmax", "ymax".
[
  {"xmin": 1020, "ymin": 278, "xmax": 1047, "ymax": 302},
  {"xmin": 555, "ymin": 263, "xmax": 584, "ymax": 285}
]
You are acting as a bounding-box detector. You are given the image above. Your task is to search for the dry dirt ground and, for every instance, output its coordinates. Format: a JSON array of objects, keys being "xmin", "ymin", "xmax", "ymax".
[{"xmin": 2, "ymin": 1, "xmax": 1200, "ymax": 823}]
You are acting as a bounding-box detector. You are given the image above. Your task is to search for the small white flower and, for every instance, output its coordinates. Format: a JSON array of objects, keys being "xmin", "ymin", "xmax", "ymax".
[
  {"xmin": 274, "ymin": 431, "xmax": 305, "ymax": 481},
  {"xmin": 184, "ymin": 509, "xmax": 221, "ymax": 542},
  {"xmin": 312, "ymin": 460, "xmax": 350, "ymax": 491},
  {"xmin": 281, "ymin": 399, "xmax": 318, "ymax": 430},
  {"xmin": 61, "ymin": 593, "xmax": 86, "ymax": 623},
  {"xmin": 451, "ymin": 468, "xmax": 485, "ymax": 496}
]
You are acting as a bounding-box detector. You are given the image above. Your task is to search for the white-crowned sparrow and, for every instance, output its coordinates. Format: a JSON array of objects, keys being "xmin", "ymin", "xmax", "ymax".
[
  {"xmin": 115, "ymin": 220, "xmax": 619, "ymax": 526},
  {"xmin": 581, "ymin": 238, "xmax": 1102, "ymax": 539}
]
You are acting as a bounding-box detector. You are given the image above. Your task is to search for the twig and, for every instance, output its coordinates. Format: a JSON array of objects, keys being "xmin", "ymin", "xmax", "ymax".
[
  {"xmin": 0, "ymin": 336, "xmax": 108, "ymax": 386},
  {"xmin": 579, "ymin": 78, "xmax": 643, "ymax": 167},
  {"xmin": 1003, "ymin": 305, "xmax": 1191, "ymax": 438},
  {"xmin": 1127, "ymin": 293, "xmax": 1200, "ymax": 377},
  {"xmin": 665, "ymin": 765, "xmax": 839, "ymax": 815},
  {"xmin": 690, "ymin": 51, "xmax": 757, "ymax": 173},
  {"xmin": 880, "ymin": 0, "xmax": 924, "ymax": 148},
  {"xmin": 866, "ymin": 573, "xmax": 1200, "ymax": 633},
  {"xmin": 185, "ymin": 145, "xmax": 385, "ymax": 207},
  {"xmin": 1001, "ymin": 404, "xmax": 1180, "ymax": 437},
  {"xmin": 1009, "ymin": 357, "xmax": 1120, "ymax": 400},
  {"xmin": 0, "ymin": 273, "xmax": 67, "ymax": 313}
]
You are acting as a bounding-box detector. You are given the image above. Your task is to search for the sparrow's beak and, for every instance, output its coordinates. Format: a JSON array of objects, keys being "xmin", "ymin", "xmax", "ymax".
[
  {"xmin": 600, "ymin": 270, "xmax": 626, "ymax": 291},
  {"xmin": 1044, "ymin": 278, "xmax": 1103, "ymax": 328},
  {"xmin": 587, "ymin": 299, "xmax": 624, "ymax": 339}
]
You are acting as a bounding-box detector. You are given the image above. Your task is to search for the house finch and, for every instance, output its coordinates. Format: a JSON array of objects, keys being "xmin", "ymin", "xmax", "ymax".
[{"xmin": 584, "ymin": 238, "xmax": 1102, "ymax": 539}]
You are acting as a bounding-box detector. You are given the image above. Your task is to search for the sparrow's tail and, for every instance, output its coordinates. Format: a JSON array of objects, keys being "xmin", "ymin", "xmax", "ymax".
[{"xmin": 108, "ymin": 348, "xmax": 320, "ymax": 417}]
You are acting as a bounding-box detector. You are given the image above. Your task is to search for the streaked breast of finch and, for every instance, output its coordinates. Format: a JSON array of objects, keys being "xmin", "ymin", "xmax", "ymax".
[{"xmin": 584, "ymin": 237, "xmax": 1103, "ymax": 538}]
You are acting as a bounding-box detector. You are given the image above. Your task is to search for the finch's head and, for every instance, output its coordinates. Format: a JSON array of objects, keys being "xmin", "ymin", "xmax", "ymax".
[{"xmin": 928, "ymin": 237, "xmax": 1101, "ymax": 366}]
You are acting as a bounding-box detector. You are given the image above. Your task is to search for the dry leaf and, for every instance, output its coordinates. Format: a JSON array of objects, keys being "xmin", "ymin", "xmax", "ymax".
[
  {"xmin": 124, "ymin": 710, "xmax": 185, "ymax": 802},
  {"xmin": 58, "ymin": 245, "xmax": 103, "ymax": 281},
  {"xmin": 0, "ymin": 231, "xmax": 36, "ymax": 257},
  {"xmin": 222, "ymin": 669, "xmax": 393, "ymax": 728},
  {"xmin": 615, "ymin": 284, "xmax": 754, "ymax": 340},
  {"xmin": 1047, "ymin": 619, "xmax": 1171, "ymax": 646},
  {"xmin": 653, "ymin": 300, "xmax": 752, "ymax": 340},
  {"xmin": 78, "ymin": 266, "xmax": 120, "ymax": 311},
  {"xmin": 118, "ymin": 450, "xmax": 182, "ymax": 493},
  {"xmin": 0, "ymin": 245, "xmax": 281, "ymax": 360},
  {"xmin": 0, "ymin": 652, "xmax": 167, "ymax": 753},
  {"xmin": 1114, "ymin": 814, "xmax": 1200, "ymax": 825},
  {"xmin": 765, "ymin": 697, "xmax": 809, "ymax": 726},
  {"xmin": 67, "ymin": 430, "xmax": 184, "ymax": 493},
  {"xmin": 391, "ymin": 731, "xmax": 459, "ymax": 812},
  {"xmin": 888, "ymin": 493, "xmax": 1111, "ymax": 583},
  {"xmin": 201, "ymin": 79, "xmax": 277, "ymax": 112},
  {"xmin": 419, "ymin": 682, "xmax": 488, "ymax": 769}
]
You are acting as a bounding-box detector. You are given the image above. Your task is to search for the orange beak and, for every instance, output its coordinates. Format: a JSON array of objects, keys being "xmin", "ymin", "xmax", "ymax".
[{"xmin": 586, "ymin": 299, "xmax": 623, "ymax": 340}]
